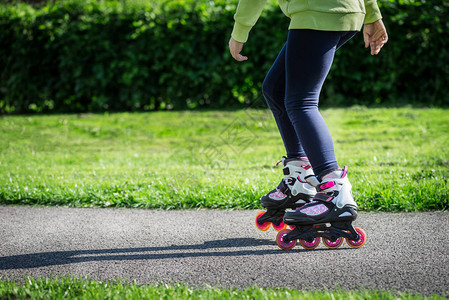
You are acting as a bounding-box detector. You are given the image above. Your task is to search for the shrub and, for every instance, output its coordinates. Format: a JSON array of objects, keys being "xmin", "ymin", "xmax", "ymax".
[{"xmin": 0, "ymin": 0, "xmax": 447, "ymax": 113}]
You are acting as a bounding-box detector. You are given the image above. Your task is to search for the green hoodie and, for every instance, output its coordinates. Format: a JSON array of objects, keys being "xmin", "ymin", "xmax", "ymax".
[{"xmin": 231, "ymin": 0, "xmax": 382, "ymax": 42}]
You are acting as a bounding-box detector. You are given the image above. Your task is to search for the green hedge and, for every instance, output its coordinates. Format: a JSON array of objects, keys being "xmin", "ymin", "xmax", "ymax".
[{"xmin": 0, "ymin": 0, "xmax": 447, "ymax": 113}]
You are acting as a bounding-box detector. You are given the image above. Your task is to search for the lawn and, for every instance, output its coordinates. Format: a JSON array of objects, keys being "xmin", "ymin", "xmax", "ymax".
[
  {"xmin": 0, "ymin": 107, "xmax": 448, "ymax": 211},
  {"xmin": 0, "ymin": 277, "xmax": 445, "ymax": 299}
]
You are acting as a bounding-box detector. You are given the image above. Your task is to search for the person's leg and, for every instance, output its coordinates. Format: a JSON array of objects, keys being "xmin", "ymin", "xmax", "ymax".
[
  {"xmin": 282, "ymin": 29, "xmax": 359, "ymax": 225},
  {"xmin": 257, "ymin": 43, "xmax": 318, "ymax": 231},
  {"xmin": 279, "ymin": 31, "xmax": 366, "ymax": 249},
  {"xmin": 284, "ymin": 29, "xmax": 356, "ymax": 179},
  {"xmin": 262, "ymin": 44, "xmax": 306, "ymax": 159}
]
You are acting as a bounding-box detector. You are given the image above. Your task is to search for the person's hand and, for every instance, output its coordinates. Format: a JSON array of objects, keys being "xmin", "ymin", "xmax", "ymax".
[
  {"xmin": 363, "ymin": 19, "xmax": 388, "ymax": 55},
  {"xmin": 229, "ymin": 37, "xmax": 248, "ymax": 61}
]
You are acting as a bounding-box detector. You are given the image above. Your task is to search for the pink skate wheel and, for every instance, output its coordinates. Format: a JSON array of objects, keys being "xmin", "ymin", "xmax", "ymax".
[
  {"xmin": 299, "ymin": 237, "xmax": 320, "ymax": 250},
  {"xmin": 272, "ymin": 219, "xmax": 287, "ymax": 232},
  {"xmin": 346, "ymin": 227, "xmax": 367, "ymax": 248},
  {"xmin": 255, "ymin": 211, "xmax": 271, "ymax": 231},
  {"xmin": 322, "ymin": 236, "xmax": 344, "ymax": 249},
  {"xmin": 276, "ymin": 229, "xmax": 297, "ymax": 250}
]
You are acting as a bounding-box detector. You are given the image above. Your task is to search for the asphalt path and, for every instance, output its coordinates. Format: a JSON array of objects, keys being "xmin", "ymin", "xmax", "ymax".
[{"xmin": 0, "ymin": 206, "xmax": 448, "ymax": 296}]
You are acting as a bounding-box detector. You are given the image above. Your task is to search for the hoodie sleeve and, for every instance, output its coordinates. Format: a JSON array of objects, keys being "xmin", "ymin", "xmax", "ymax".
[
  {"xmin": 231, "ymin": 0, "xmax": 267, "ymax": 43},
  {"xmin": 364, "ymin": 0, "xmax": 382, "ymax": 24}
]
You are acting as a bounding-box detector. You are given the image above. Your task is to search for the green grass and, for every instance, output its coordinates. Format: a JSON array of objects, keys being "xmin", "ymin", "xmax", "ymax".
[
  {"xmin": 0, "ymin": 277, "xmax": 445, "ymax": 299},
  {"xmin": 0, "ymin": 107, "xmax": 448, "ymax": 211}
]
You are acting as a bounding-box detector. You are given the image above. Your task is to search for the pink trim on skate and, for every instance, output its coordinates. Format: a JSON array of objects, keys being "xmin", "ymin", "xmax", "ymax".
[
  {"xmin": 341, "ymin": 166, "xmax": 348, "ymax": 178},
  {"xmin": 300, "ymin": 204, "xmax": 328, "ymax": 216},
  {"xmin": 297, "ymin": 176, "xmax": 306, "ymax": 183},
  {"xmin": 320, "ymin": 181, "xmax": 335, "ymax": 190},
  {"xmin": 269, "ymin": 190, "xmax": 287, "ymax": 200},
  {"xmin": 301, "ymin": 163, "xmax": 311, "ymax": 170}
]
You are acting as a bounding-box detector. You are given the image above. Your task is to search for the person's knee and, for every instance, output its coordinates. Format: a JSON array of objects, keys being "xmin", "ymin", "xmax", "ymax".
[
  {"xmin": 262, "ymin": 77, "xmax": 274, "ymax": 103},
  {"xmin": 284, "ymin": 97, "xmax": 317, "ymax": 121},
  {"xmin": 262, "ymin": 77, "xmax": 282, "ymax": 113},
  {"xmin": 285, "ymin": 100, "xmax": 297, "ymax": 122}
]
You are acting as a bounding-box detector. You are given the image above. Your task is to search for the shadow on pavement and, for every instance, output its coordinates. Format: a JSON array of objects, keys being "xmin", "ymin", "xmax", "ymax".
[{"xmin": 0, "ymin": 237, "xmax": 303, "ymax": 270}]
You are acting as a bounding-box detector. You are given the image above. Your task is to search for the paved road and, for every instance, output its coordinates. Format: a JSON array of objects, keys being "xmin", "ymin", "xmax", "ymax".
[{"xmin": 0, "ymin": 206, "xmax": 448, "ymax": 295}]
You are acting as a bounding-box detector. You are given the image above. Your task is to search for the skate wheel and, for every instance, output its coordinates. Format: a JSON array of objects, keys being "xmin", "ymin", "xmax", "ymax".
[
  {"xmin": 299, "ymin": 237, "xmax": 320, "ymax": 250},
  {"xmin": 346, "ymin": 227, "xmax": 367, "ymax": 248},
  {"xmin": 276, "ymin": 229, "xmax": 297, "ymax": 250},
  {"xmin": 322, "ymin": 237, "xmax": 344, "ymax": 249},
  {"xmin": 272, "ymin": 220, "xmax": 287, "ymax": 232},
  {"xmin": 255, "ymin": 211, "xmax": 271, "ymax": 231}
]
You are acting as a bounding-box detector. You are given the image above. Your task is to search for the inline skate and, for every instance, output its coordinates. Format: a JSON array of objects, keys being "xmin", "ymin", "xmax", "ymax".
[
  {"xmin": 276, "ymin": 166, "xmax": 367, "ymax": 250},
  {"xmin": 255, "ymin": 157, "xmax": 317, "ymax": 232}
]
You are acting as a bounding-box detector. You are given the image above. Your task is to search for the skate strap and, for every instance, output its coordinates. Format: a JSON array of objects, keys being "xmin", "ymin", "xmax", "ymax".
[
  {"xmin": 278, "ymin": 177, "xmax": 293, "ymax": 193},
  {"xmin": 314, "ymin": 192, "xmax": 334, "ymax": 202},
  {"xmin": 278, "ymin": 178, "xmax": 288, "ymax": 191},
  {"xmin": 318, "ymin": 181, "xmax": 336, "ymax": 191}
]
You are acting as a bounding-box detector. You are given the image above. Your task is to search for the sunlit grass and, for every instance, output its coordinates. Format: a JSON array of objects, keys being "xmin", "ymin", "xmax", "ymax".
[
  {"xmin": 0, "ymin": 277, "xmax": 445, "ymax": 299},
  {"xmin": 0, "ymin": 107, "xmax": 448, "ymax": 211}
]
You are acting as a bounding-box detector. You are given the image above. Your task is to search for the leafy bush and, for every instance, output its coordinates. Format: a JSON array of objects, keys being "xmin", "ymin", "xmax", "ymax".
[
  {"xmin": 0, "ymin": 0, "xmax": 447, "ymax": 113},
  {"xmin": 326, "ymin": 0, "xmax": 449, "ymax": 106}
]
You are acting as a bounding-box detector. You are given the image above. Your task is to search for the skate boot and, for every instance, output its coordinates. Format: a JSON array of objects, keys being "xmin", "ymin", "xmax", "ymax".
[
  {"xmin": 255, "ymin": 157, "xmax": 317, "ymax": 232},
  {"xmin": 276, "ymin": 166, "xmax": 367, "ymax": 250}
]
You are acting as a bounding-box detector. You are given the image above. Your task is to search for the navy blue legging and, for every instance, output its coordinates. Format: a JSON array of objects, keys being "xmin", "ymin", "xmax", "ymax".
[{"xmin": 262, "ymin": 29, "xmax": 357, "ymax": 178}]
